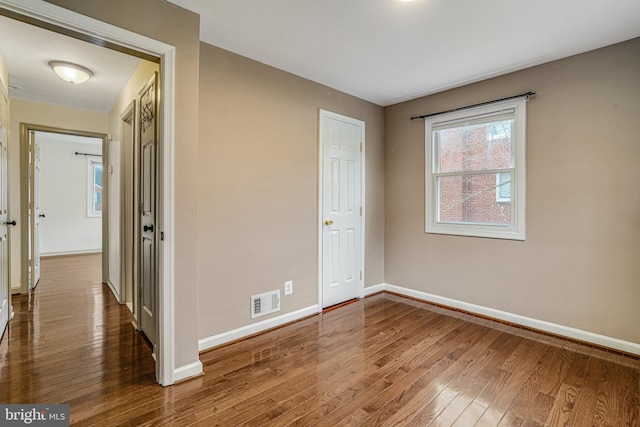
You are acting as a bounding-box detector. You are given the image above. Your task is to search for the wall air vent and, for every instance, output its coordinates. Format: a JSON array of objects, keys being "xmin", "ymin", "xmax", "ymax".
[{"xmin": 251, "ymin": 290, "xmax": 281, "ymax": 319}]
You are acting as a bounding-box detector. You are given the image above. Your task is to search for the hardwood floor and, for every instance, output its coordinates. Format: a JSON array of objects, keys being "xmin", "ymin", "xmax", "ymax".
[{"xmin": 0, "ymin": 255, "xmax": 638, "ymax": 426}]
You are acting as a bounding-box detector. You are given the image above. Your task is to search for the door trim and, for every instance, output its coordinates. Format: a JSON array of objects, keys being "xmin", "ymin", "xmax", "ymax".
[
  {"xmin": 120, "ymin": 100, "xmax": 136, "ymax": 320},
  {"xmin": 2, "ymin": 0, "xmax": 178, "ymax": 386},
  {"xmin": 317, "ymin": 109, "xmax": 366, "ymax": 311}
]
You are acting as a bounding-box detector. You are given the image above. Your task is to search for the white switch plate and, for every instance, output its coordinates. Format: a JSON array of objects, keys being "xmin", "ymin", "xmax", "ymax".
[{"xmin": 284, "ymin": 280, "xmax": 293, "ymax": 295}]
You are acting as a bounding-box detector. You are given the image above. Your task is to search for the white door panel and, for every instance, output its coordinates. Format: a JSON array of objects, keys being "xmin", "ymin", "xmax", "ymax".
[
  {"xmin": 320, "ymin": 110, "xmax": 364, "ymax": 308},
  {"xmin": 33, "ymin": 138, "xmax": 41, "ymax": 287},
  {"xmin": 0, "ymin": 86, "xmax": 9, "ymax": 339},
  {"xmin": 26, "ymin": 131, "xmax": 42, "ymax": 290}
]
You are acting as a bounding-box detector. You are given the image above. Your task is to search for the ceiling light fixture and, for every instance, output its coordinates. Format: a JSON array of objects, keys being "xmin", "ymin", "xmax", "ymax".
[{"xmin": 48, "ymin": 61, "xmax": 93, "ymax": 84}]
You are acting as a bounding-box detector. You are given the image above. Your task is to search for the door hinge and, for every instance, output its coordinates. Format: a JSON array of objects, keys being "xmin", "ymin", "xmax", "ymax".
[
  {"xmin": 360, "ymin": 143, "xmax": 363, "ymax": 152},
  {"xmin": 360, "ymin": 271, "xmax": 363, "ymax": 280},
  {"xmin": 160, "ymin": 231, "xmax": 164, "ymax": 241},
  {"xmin": 360, "ymin": 207, "xmax": 362, "ymax": 216}
]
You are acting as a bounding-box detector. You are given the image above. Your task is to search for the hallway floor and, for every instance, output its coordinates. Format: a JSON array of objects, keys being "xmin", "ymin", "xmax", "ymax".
[{"xmin": 0, "ymin": 254, "xmax": 157, "ymax": 424}]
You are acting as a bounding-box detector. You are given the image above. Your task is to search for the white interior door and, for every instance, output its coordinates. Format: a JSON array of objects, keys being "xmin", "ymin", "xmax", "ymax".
[
  {"xmin": 320, "ymin": 110, "xmax": 364, "ymax": 308},
  {"xmin": 0, "ymin": 85, "xmax": 10, "ymax": 338},
  {"xmin": 29, "ymin": 131, "xmax": 42, "ymax": 289},
  {"xmin": 138, "ymin": 74, "xmax": 157, "ymax": 347}
]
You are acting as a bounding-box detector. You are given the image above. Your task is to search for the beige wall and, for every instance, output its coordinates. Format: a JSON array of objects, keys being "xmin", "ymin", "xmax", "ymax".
[
  {"xmin": 8, "ymin": 99, "xmax": 109, "ymax": 292},
  {"xmin": 197, "ymin": 43, "xmax": 385, "ymax": 338},
  {"xmin": 384, "ymin": 37, "xmax": 640, "ymax": 344},
  {"xmin": 44, "ymin": 0, "xmax": 202, "ymax": 369}
]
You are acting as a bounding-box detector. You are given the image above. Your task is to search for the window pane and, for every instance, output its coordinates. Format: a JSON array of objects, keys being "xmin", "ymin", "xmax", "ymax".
[
  {"xmin": 436, "ymin": 119, "xmax": 513, "ymax": 173},
  {"xmin": 496, "ymin": 172, "xmax": 511, "ymax": 202},
  {"xmin": 93, "ymin": 163, "xmax": 102, "ymax": 213},
  {"xmin": 94, "ymin": 162, "xmax": 102, "ymax": 187},
  {"xmin": 438, "ymin": 173, "xmax": 511, "ymax": 225}
]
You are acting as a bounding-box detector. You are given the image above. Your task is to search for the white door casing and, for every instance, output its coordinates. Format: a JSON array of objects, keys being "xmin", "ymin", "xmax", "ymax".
[
  {"xmin": 319, "ymin": 110, "xmax": 365, "ymax": 308},
  {"xmin": 139, "ymin": 74, "xmax": 157, "ymax": 348},
  {"xmin": 120, "ymin": 101, "xmax": 136, "ymax": 317},
  {"xmin": 0, "ymin": 84, "xmax": 10, "ymax": 339}
]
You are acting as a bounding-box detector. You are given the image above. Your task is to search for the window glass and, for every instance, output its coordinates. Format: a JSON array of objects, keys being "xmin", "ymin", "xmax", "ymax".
[
  {"xmin": 87, "ymin": 158, "xmax": 102, "ymax": 217},
  {"xmin": 93, "ymin": 162, "xmax": 102, "ymax": 213}
]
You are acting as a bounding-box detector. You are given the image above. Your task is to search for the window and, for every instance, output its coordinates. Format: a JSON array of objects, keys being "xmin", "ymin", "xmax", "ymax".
[
  {"xmin": 87, "ymin": 158, "xmax": 102, "ymax": 217},
  {"xmin": 425, "ymin": 98, "xmax": 526, "ymax": 240}
]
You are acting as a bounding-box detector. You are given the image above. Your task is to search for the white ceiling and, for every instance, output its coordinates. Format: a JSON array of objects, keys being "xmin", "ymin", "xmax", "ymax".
[
  {"xmin": 168, "ymin": 0, "xmax": 640, "ymax": 106},
  {"xmin": 0, "ymin": 15, "xmax": 141, "ymax": 113},
  {"xmin": 1, "ymin": 2, "xmax": 639, "ymax": 111}
]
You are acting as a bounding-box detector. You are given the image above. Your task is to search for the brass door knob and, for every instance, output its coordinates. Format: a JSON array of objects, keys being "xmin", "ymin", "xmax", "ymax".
[{"xmin": 324, "ymin": 219, "xmax": 333, "ymax": 226}]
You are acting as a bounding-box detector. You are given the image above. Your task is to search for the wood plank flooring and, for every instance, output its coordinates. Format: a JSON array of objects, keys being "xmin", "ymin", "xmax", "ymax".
[{"xmin": 0, "ymin": 254, "xmax": 638, "ymax": 426}]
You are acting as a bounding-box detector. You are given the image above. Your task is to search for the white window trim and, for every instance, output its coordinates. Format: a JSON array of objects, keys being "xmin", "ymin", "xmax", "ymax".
[
  {"xmin": 425, "ymin": 98, "xmax": 526, "ymax": 240},
  {"xmin": 87, "ymin": 157, "xmax": 102, "ymax": 218}
]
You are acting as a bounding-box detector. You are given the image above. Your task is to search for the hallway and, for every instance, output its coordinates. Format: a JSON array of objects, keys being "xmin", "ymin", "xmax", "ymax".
[{"xmin": 0, "ymin": 254, "xmax": 157, "ymax": 423}]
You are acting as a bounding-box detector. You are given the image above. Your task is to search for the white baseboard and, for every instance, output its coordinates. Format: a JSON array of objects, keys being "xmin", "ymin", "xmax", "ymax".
[
  {"xmin": 381, "ymin": 283, "xmax": 640, "ymax": 356},
  {"xmin": 364, "ymin": 283, "xmax": 386, "ymax": 296},
  {"xmin": 41, "ymin": 249, "xmax": 102, "ymax": 257},
  {"xmin": 199, "ymin": 305, "xmax": 319, "ymax": 352},
  {"xmin": 174, "ymin": 360, "xmax": 203, "ymax": 382}
]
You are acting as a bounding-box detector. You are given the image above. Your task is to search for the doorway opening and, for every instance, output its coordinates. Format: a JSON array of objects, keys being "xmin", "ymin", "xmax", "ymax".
[
  {"xmin": 0, "ymin": 1, "xmax": 177, "ymax": 385},
  {"xmin": 20, "ymin": 127, "xmax": 107, "ymax": 293}
]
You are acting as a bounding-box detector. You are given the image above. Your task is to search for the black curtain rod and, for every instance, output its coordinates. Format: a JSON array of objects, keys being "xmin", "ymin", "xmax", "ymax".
[
  {"xmin": 74, "ymin": 151, "xmax": 102, "ymax": 157},
  {"xmin": 410, "ymin": 91, "xmax": 536, "ymax": 121}
]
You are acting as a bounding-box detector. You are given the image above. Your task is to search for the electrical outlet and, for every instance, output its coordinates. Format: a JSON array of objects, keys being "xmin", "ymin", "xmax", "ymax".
[{"xmin": 284, "ymin": 280, "xmax": 293, "ymax": 295}]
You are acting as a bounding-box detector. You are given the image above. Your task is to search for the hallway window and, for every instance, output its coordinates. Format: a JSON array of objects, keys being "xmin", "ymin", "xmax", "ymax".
[{"xmin": 87, "ymin": 158, "xmax": 102, "ymax": 217}]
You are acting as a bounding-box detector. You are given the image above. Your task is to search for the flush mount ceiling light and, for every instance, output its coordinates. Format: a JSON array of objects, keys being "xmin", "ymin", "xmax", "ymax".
[{"xmin": 48, "ymin": 61, "xmax": 93, "ymax": 84}]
